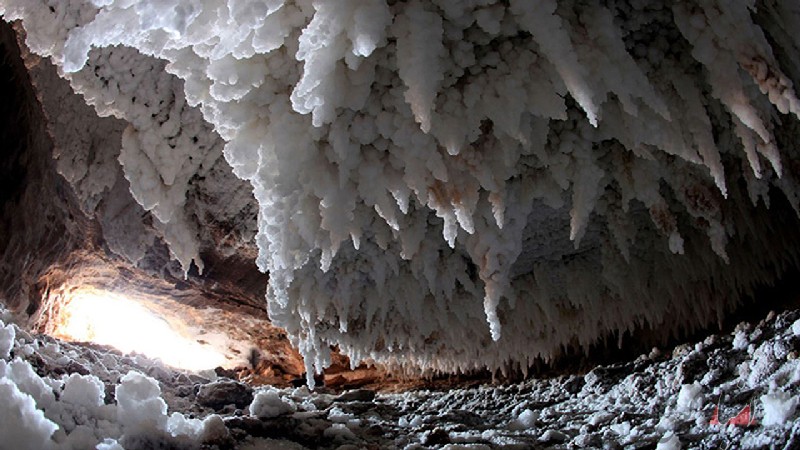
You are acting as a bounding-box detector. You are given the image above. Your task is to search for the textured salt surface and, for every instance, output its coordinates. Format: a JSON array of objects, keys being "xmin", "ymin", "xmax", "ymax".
[{"xmin": 1, "ymin": 307, "xmax": 798, "ymax": 448}]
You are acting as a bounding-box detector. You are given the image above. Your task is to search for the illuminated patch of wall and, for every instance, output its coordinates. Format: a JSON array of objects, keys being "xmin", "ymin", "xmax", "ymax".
[{"xmin": 52, "ymin": 287, "xmax": 228, "ymax": 371}]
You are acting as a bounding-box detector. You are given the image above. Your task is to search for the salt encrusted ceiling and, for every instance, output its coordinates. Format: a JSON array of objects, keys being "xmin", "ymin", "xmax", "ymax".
[{"xmin": 3, "ymin": 0, "xmax": 800, "ymax": 385}]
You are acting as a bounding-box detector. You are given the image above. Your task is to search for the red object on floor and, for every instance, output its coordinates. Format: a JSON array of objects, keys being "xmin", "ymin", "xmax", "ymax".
[
  {"xmin": 709, "ymin": 404, "xmax": 721, "ymax": 426},
  {"xmin": 727, "ymin": 404, "xmax": 757, "ymax": 427}
]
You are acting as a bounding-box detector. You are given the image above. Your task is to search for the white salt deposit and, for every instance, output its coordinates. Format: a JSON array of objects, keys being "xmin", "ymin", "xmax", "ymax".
[
  {"xmin": 676, "ymin": 382, "xmax": 702, "ymax": 411},
  {"xmin": 60, "ymin": 373, "xmax": 105, "ymax": 409},
  {"xmin": 508, "ymin": 408, "xmax": 538, "ymax": 430},
  {"xmin": 656, "ymin": 432, "xmax": 681, "ymax": 450},
  {"xmin": 0, "ymin": 308, "xmax": 798, "ymax": 448},
  {"xmin": 761, "ymin": 390, "xmax": 798, "ymax": 427},
  {"xmin": 0, "ymin": 378, "xmax": 58, "ymax": 450},
  {"xmin": 95, "ymin": 439, "xmax": 124, "ymax": 450},
  {"xmin": 0, "ymin": 320, "xmax": 13, "ymax": 360},
  {"xmin": 114, "ymin": 371, "xmax": 168, "ymax": 434},
  {"xmin": 4, "ymin": 0, "xmax": 800, "ymax": 389},
  {"xmin": 249, "ymin": 386, "xmax": 296, "ymax": 419}
]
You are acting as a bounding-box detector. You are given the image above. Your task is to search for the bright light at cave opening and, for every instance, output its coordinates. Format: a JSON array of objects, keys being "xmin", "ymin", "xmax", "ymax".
[{"xmin": 54, "ymin": 288, "xmax": 227, "ymax": 371}]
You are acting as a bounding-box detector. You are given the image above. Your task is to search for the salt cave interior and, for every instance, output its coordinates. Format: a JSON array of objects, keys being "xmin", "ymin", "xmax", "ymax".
[{"xmin": 2, "ymin": 0, "xmax": 800, "ymax": 448}]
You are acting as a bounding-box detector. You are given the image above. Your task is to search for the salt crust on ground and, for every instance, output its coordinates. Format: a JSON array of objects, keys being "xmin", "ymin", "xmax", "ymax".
[{"xmin": 0, "ymin": 307, "xmax": 799, "ymax": 449}]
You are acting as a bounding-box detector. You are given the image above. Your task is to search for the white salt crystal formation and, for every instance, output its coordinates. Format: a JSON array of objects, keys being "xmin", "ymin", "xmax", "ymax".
[
  {"xmin": 4, "ymin": 1, "xmax": 800, "ymax": 384},
  {"xmin": 249, "ymin": 387, "xmax": 297, "ymax": 419},
  {"xmin": 761, "ymin": 390, "xmax": 799, "ymax": 427},
  {"xmin": 0, "ymin": 320, "xmax": 229, "ymax": 448}
]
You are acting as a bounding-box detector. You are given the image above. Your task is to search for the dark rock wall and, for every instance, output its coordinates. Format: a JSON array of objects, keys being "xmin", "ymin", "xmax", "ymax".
[{"xmin": 0, "ymin": 21, "xmax": 96, "ymax": 318}]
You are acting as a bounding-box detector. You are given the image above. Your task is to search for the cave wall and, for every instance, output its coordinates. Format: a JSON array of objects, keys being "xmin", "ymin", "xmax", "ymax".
[
  {"xmin": 0, "ymin": 20, "xmax": 95, "ymax": 317},
  {"xmin": 0, "ymin": 20, "xmax": 272, "ymax": 321}
]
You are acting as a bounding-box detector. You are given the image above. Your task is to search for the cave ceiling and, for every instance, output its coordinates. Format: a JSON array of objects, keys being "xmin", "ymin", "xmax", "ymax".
[{"xmin": 2, "ymin": 1, "xmax": 800, "ymax": 384}]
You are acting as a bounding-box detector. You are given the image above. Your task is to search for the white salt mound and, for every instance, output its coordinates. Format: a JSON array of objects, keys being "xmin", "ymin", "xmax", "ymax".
[
  {"xmin": 60, "ymin": 373, "xmax": 105, "ymax": 409},
  {"xmin": 166, "ymin": 411, "xmax": 204, "ymax": 439},
  {"xmin": 115, "ymin": 370, "xmax": 168, "ymax": 433},
  {"xmin": 0, "ymin": 321, "xmax": 14, "ymax": 360},
  {"xmin": 95, "ymin": 439, "xmax": 125, "ymax": 450},
  {"xmin": 0, "ymin": 378, "xmax": 58, "ymax": 450},
  {"xmin": 509, "ymin": 408, "xmax": 538, "ymax": 430},
  {"xmin": 656, "ymin": 432, "xmax": 681, "ymax": 450},
  {"xmin": 761, "ymin": 390, "xmax": 798, "ymax": 427},
  {"xmin": 249, "ymin": 387, "xmax": 296, "ymax": 419},
  {"xmin": 676, "ymin": 382, "xmax": 702, "ymax": 411},
  {"xmin": 791, "ymin": 319, "xmax": 800, "ymax": 337}
]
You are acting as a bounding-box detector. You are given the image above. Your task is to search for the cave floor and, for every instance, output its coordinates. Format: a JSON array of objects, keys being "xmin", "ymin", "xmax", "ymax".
[{"xmin": 2, "ymin": 308, "xmax": 799, "ymax": 449}]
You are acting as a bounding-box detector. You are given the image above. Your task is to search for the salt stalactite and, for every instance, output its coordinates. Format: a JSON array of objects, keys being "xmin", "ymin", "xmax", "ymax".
[{"xmin": 4, "ymin": 0, "xmax": 800, "ymax": 385}]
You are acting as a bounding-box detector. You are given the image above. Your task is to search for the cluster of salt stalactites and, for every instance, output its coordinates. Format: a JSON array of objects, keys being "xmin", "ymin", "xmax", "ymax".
[{"xmin": 4, "ymin": 0, "xmax": 800, "ymax": 385}]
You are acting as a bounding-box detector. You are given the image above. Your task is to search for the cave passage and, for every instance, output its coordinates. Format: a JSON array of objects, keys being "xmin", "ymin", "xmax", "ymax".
[{"xmin": 1, "ymin": 1, "xmax": 800, "ymax": 448}]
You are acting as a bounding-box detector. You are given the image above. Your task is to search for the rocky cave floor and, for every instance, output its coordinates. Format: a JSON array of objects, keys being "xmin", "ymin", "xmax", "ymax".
[{"xmin": 2, "ymin": 307, "xmax": 800, "ymax": 450}]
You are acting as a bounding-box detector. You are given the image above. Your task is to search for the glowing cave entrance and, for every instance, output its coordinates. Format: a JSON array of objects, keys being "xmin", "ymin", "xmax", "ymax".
[{"xmin": 52, "ymin": 288, "xmax": 228, "ymax": 371}]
